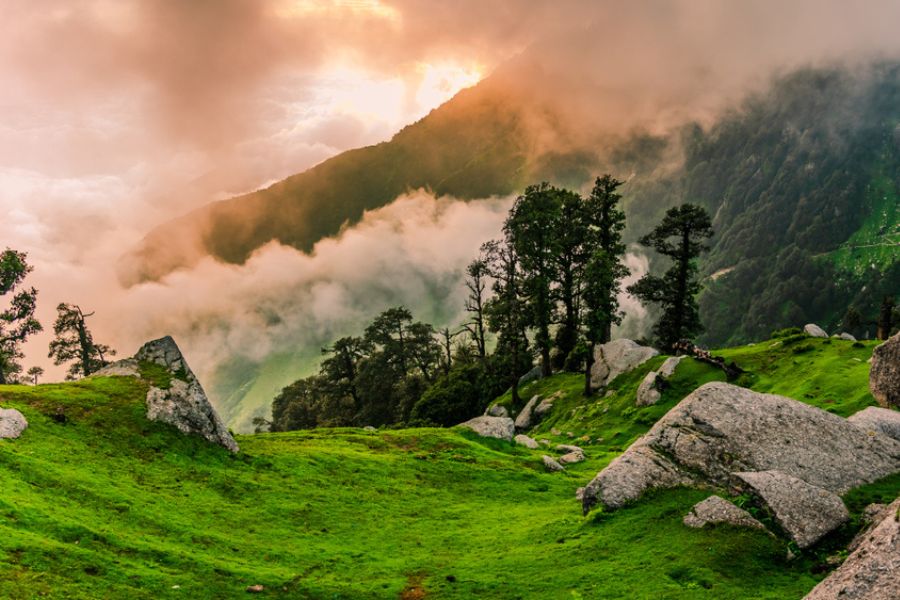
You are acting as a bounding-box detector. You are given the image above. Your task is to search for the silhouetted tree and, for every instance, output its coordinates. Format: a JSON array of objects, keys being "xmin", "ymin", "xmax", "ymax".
[
  {"xmin": 48, "ymin": 303, "xmax": 115, "ymax": 379},
  {"xmin": 462, "ymin": 258, "xmax": 489, "ymax": 359},
  {"xmin": 628, "ymin": 204, "xmax": 714, "ymax": 350},
  {"xmin": 551, "ymin": 187, "xmax": 591, "ymax": 369},
  {"xmin": 877, "ymin": 296, "xmax": 895, "ymax": 340},
  {"xmin": 27, "ymin": 366, "xmax": 44, "ymax": 385},
  {"xmin": 0, "ymin": 249, "xmax": 42, "ymax": 384}
]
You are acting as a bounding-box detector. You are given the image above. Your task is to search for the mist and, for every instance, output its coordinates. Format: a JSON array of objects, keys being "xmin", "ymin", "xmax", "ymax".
[{"xmin": 5, "ymin": 0, "xmax": 900, "ymax": 426}]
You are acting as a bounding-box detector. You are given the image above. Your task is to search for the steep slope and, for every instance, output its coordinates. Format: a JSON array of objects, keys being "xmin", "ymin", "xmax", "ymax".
[{"xmin": 0, "ymin": 337, "xmax": 896, "ymax": 598}]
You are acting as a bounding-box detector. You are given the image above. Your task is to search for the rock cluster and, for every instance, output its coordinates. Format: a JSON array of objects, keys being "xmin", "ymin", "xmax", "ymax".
[
  {"xmin": 869, "ymin": 332, "xmax": 900, "ymax": 409},
  {"xmin": 804, "ymin": 496, "xmax": 900, "ymax": 599},
  {"xmin": 0, "ymin": 408, "xmax": 28, "ymax": 439},
  {"xmin": 581, "ymin": 383, "xmax": 900, "ymax": 547},
  {"xmin": 590, "ymin": 339, "xmax": 659, "ymax": 389}
]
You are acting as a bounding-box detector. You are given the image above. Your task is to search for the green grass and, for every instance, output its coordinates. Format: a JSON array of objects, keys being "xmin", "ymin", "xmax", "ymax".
[{"xmin": 0, "ymin": 336, "xmax": 894, "ymax": 599}]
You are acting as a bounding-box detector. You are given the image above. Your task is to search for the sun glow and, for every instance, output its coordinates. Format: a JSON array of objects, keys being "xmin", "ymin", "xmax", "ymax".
[
  {"xmin": 414, "ymin": 62, "xmax": 484, "ymax": 112},
  {"xmin": 273, "ymin": 0, "xmax": 400, "ymax": 23}
]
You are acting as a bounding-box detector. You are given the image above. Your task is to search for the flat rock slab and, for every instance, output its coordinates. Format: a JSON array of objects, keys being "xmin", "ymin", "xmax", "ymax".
[
  {"xmin": 636, "ymin": 371, "xmax": 662, "ymax": 407},
  {"xmin": 91, "ymin": 358, "xmax": 140, "ymax": 378},
  {"xmin": 0, "ymin": 408, "xmax": 28, "ymax": 439},
  {"xmin": 735, "ymin": 470, "xmax": 848, "ymax": 549},
  {"xmin": 804, "ymin": 496, "xmax": 900, "ymax": 599},
  {"xmin": 582, "ymin": 382, "xmax": 900, "ymax": 513},
  {"xmin": 591, "ymin": 339, "xmax": 659, "ymax": 388},
  {"xmin": 870, "ymin": 332, "xmax": 900, "ymax": 409},
  {"xmin": 458, "ymin": 416, "xmax": 514, "ymax": 441},
  {"xmin": 658, "ymin": 356, "xmax": 684, "ymax": 379},
  {"xmin": 848, "ymin": 406, "xmax": 900, "ymax": 442},
  {"xmin": 514, "ymin": 434, "xmax": 539, "ymax": 449},
  {"xmin": 683, "ymin": 496, "xmax": 765, "ymax": 531}
]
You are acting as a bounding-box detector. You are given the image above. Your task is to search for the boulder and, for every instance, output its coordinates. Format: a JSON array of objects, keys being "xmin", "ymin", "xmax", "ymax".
[
  {"xmin": 870, "ymin": 332, "xmax": 900, "ymax": 409},
  {"xmin": 635, "ymin": 372, "xmax": 662, "ymax": 407},
  {"xmin": 657, "ymin": 356, "xmax": 685, "ymax": 379},
  {"xmin": 590, "ymin": 339, "xmax": 659, "ymax": 388},
  {"xmin": 848, "ymin": 406, "xmax": 900, "ymax": 442},
  {"xmin": 734, "ymin": 471, "xmax": 848, "ymax": 548},
  {"xmin": 682, "ymin": 496, "xmax": 766, "ymax": 531},
  {"xmin": 458, "ymin": 416, "xmax": 515, "ymax": 441},
  {"xmin": 515, "ymin": 395, "xmax": 541, "ymax": 430},
  {"xmin": 582, "ymin": 382, "xmax": 900, "ymax": 513},
  {"xmin": 804, "ymin": 323, "xmax": 828, "ymax": 338},
  {"xmin": 485, "ymin": 404, "xmax": 509, "ymax": 418},
  {"xmin": 542, "ymin": 455, "xmax": 565, "ymax": 472},
  {"xmin": 136, "ymin": 337, "xmax": 239, "ymax": 453},
  {"xmin": 804, "ymin": 496, "xmax": 900, "ymax": 599},
  {"xmin": 0, "ymin": 408, "xmax": 28, "ymax": 439},
  {"xmin": 838, "ymin": 332, "xmax": 857, "ymax": 342},
  {"xmin": 514, "ymin": 434, "xmax": 539, "ymax": 449},
  {"xmin": 556, "ymin": 444, "xmax": 584, "ymax": 454}
]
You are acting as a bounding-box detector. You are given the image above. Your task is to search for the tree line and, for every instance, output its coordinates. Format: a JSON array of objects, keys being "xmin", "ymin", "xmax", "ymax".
[
  {"xmin": 0, "ymin": 248, "xmax": 115, "ymax": 385},
  {"xmin": 267, "ymin": 176, "xmax": 717, "ymax": 432}
]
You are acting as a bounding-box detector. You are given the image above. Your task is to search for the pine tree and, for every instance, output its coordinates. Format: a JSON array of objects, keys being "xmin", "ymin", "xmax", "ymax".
[{"xmin": 48, "ymin": 303, "xmax": 115, "ymax": 379}]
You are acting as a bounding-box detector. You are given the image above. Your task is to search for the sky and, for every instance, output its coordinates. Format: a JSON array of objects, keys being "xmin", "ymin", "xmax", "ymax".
[{"xmin": 4, "ymin": 0, "xmax": 900, "ymax": 409}]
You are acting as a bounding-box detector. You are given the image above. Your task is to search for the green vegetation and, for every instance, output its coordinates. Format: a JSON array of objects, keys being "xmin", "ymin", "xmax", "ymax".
[{"xmin": 1, "ymin": 336, "xmax": 894, "ymax": 598}]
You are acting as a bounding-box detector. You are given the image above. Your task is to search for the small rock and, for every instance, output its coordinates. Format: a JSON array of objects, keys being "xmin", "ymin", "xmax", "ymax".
[
  {"xmin": 566, "ymin": 431, "xmax": 574, "ymax": 438},
  {"xmin": 518, "ymin": 365, "xmax": 543, "ymax": 387},
  {"xmin": 804, "ymin": 323, "xmax": 828, "ymax": 338},
  {"xmin": 635, "ymin": 371, "xmax": 662, "ymax": 407},
  {"xmin": 838, "ymin": 332, "xmax": 857, "ymax": 342},
  {"xmin": 575, "ymin": 487, "xmax": 585, "ymax": 500},
  {"xmin": 579, "ymin": 435, "xmax": 590, "ymax": 442},
  {"xmin": 556, "ymin": 444, "xmax": 583, "ymax": 453},
  {"xmin": 515, "ymin": 395, "xmax": 541, "ymax": 430},
  {"xmin": 485, "ymin": 404, "xmax": 509, "ymax": 418},
  {"xmin": 542, "ymin": 455, "xmax": 565, "ymax": 472},
  {"xmin": 363, "ymin": 425, "xmax": 376, "ymax": 431},
  {"xmin": 559, "ymin": 451, "xmax": 584, "ymax": 465},
  {"xmin": 91, "ymin": 358, "xmax": 140, "ymax": 378},
  {"xmin": 458, "ymin": 416, "xmax": 515, "ymax": 441},
  {"xmin": 534, "ymin": 399, "xmax": 554, "ymax": 417},
  {"xmin": 539, "ymin": 439, "xmax": 551, "ymax": 446},
  {"xmin": 734, "ymin": 470, "xmax": 849, "ymax": 549},
  {"xmin": 0, "ymin": 408, "xmax": 28, "ymax": 439},
  {"xmin": 657, "ymin": 356, "xmax": 685, "ymax": 379},
  {"xmin": 514, "ymin": 434, "xmax": 539, "ymax": 449},
  {"xmin": 682, "ymin": 496, "xmax": 766, "ymax": 531},
  {"xmin": 246, "ymin": 584, "xmax": 265, "ymax": 593},
  {"xmin": 550, "ymin": 428, "xmax": 561, "ymax": 436}
]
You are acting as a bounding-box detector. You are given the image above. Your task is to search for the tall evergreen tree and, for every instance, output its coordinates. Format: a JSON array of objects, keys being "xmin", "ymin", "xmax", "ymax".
[
  {"xmin": 0, "ymin": 249, "xmax": 42, "ymax": 384},
  {"xmin": 582, "ymin": 175, "xmax": 629, "ymax": 395},
  {"xmin": 505, "ymin": 182, "xmax": 562, "ymax": 377},
  {"xmin": 628, "ymin": 204, "xmax": 714, "ymax": 350},
  {"xmin": 551, "ymin": 188, "xmax": 591, "ymax": 369},
  {"xmin": 48, "ymin": 303, "xmax": 115, "ymax": 379},
  {"xmin": 462, "ymin": 258, "xmax": 489, "ymax": 360}
]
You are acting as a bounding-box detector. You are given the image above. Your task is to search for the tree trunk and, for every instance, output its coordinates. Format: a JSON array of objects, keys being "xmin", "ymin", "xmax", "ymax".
[{"xmin": 584, "ymin": 341, "xmax": 594, "ymax": 397}]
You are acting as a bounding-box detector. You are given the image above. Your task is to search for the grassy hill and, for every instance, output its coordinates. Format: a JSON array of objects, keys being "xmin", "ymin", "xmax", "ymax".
[{"xmin": 1, "ymin": 336, "xmax": 898, "ymax": 599}]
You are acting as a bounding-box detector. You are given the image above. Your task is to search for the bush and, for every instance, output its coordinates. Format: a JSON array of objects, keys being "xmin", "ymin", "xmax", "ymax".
[{"xmin": 410, "ymin": 363, "xmax": 491, "ymax": 427}]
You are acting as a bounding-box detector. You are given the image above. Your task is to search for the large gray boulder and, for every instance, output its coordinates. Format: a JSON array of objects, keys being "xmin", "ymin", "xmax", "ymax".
[
  {"xmin": 848, "ymin": 406, "xmax": 900, "ymax": 442},
  {"xmin": 804, "ymin": 323, "xmax": 828, "ymax": 338},
  {"xmin": 635, "ymin": 372, "xmax": 662, "ymax": 407},
  {"xmin": 804, "ymin": 496, "xmax": 900, "ymax": 599},
  {"xmin": 870, "ymin": 332, "xmax": 900, "ymax": 409},
  {"xmin": 136, "ymin": 337, "xmax": 239, "ymax": 453},
  {"xmin": 0, "ymin": 408, "xmax": 28, "ymax": 439},
  {"xmin": 683, "ymin": 496, "xmax": 765, "ymax": 531},
  {"xmin": 514, "ymin": 395, "xmax": 541, "ymax": 430},
  {"xmin": 590, "ymin": 339, "xmax": 659, "ymax": 389},
  {"xmin": 458, "ymin": 416, "xmax": 515, "ymax": 441},
  {"xmin": 582, "ymin": 382, "xmax": 900, "ymax": 513},
  {"xmin": 734, "ymin": 471, "xmax": 848, "ymax": 548}
]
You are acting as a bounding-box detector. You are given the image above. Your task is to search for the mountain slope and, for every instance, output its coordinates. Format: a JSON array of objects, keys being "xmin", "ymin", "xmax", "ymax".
[{"xmin": 1, "ymin": 336, "xmax": 896, "ymax": 598}]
